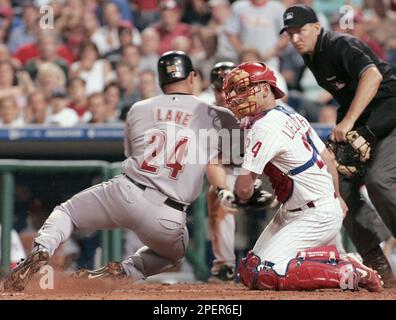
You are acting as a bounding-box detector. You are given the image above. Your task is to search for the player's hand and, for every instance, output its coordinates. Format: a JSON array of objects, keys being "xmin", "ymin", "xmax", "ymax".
[
  {"xmin": 331, "ymin": 118, "xmax": 354, "ymax": 142},
  {"xmin": 215, "ymin": 188, "xmax": 239, "ymax": 214}
]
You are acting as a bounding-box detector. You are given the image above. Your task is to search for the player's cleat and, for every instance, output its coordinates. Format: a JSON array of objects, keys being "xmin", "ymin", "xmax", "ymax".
[
  {"xmin": 344, "ymin": 254, "xmax": 383, "ymax": 292},
  {"xmin": 3, "ymin": 244, "xmax": 49, "ymax": 292},
  {"xmin": 71, "ymin": 262, "xmax": 126, "ymax": 279},
  {"xmin": 362, "ymin": 245, "xmax": 395, "ymax": 288},
  {"xmin": 208, "ymin": 265, "xmax": 235, "ymax": 283}
]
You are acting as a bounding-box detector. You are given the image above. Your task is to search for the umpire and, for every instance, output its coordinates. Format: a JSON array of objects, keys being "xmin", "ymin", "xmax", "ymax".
[{"xmin": 280, "ymin": 4, "xmax": 396, "ymax": 285}]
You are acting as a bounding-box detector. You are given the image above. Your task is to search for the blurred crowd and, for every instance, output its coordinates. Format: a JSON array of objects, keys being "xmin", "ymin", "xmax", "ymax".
[{"xmin": 0, "ymin": 0, "xmax": 395, "ymax": 128}]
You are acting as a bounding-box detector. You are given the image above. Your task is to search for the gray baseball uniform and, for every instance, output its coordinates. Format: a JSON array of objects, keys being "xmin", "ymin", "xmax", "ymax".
[{"xmin": 34, "ymin": 94, "xmax": 221, "ymax": 281}]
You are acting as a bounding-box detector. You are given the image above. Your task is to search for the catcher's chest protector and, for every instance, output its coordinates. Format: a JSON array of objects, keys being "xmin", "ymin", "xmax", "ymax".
[{"xmin": 264, "ymin": 162, "xmax": 293, "ymax": 203}]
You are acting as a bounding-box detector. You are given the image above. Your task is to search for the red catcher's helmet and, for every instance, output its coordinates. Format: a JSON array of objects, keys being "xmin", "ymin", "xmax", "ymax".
[{"xmin": 223, "ymin": 62, "xmax": 285, "ymax": 119}]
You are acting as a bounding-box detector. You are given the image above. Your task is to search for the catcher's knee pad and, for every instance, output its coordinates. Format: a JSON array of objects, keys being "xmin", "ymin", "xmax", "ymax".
[
  {"xmin": 237, "ymin": 251, "xmax": 262, "ymax": 289},
  {"xmin": 237, "ymin": 251, "xmax": 280, "ymax": 290}
]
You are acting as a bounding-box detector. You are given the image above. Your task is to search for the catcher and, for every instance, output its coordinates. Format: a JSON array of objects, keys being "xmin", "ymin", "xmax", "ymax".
[
  {"xmin": 219, "ymin": 61, "xmax": 382, "ymax": 292},
  {"xmin": 281, "ymin": 4, "xmax": 396, "ymax": 284},
  {"xmin": 206, "ymin": 61, "xmax": 275, "ymax": 282}
]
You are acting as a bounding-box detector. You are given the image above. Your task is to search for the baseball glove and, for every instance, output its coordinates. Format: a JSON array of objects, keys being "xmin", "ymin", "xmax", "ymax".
[
  {"xmin": 216, "ymin": 179, "xmax": 275, "ymax": 212},
  {"xmin": 326, "ymin": 126, "xmax": 376, "ymax": 177}
]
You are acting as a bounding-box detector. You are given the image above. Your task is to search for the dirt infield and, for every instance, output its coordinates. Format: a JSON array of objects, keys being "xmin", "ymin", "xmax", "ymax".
[{"xmin": 1, "ymin": 276, "xmax": 396, "ymax": 300}]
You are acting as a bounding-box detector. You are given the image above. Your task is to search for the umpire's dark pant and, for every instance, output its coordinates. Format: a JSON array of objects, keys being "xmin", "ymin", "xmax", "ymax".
[{"xmin": 342, "ymin": 127, "xmax": 396, "ymax": 255}]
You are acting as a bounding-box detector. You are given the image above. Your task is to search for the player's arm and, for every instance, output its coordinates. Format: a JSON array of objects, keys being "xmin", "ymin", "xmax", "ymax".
[
  {"xmin": 332, "ymin": 38, "xmax": 384, "ymax": 141},
  {"xmin": 234, "ymin": 170, "xmax": 258, "ymax": 203},
  {"xmin": 320, "ymin": 148, "xmax": 341, "ymax": 197},
  {"xmin": 310, "ymin": 127, "xmax": 348, "ymax": 215},
  {"xmin": 206, "ymin": 158, "xmax": 228, "ymax": 190},
  {"xmin": 206, "ymin": 160, "xmax": 239, "ymax": 214},
  {"xmin": 320, "ymin": 147, "xmax": 348, "ymax": 216},
  {"xmin": 333, "ymin": 66, "xmax": 382, "ymax": 141}
]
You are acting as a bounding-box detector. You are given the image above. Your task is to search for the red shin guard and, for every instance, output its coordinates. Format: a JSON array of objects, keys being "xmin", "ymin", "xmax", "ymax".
[{"xmin": 237, "ymin": 246, "xmax": 361, "ymax": 291}]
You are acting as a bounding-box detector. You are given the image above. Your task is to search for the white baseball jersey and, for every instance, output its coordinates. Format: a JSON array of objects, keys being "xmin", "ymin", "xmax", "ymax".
[
  {"xmin": 243, "ymin": 107, "xmax": 335, "ymax": 210},
  {"xmin": 123, "ymin": 94, "xmax": 220, "ymax": 205}
]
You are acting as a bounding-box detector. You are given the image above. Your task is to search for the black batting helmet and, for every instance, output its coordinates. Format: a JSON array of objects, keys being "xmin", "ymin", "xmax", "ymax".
[
  {"xmin": 210, "ymin": 61, "xmax": 237, "ymax": 90},
  {"xmin": 157, "ymin": 51, "xmax": 195, "ymax": 88}
]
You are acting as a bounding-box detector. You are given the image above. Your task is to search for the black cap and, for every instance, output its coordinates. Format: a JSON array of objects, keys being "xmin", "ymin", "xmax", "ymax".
[{"xmin": 280, "ymin": 5, "xmax": 319, "ymax": 34}]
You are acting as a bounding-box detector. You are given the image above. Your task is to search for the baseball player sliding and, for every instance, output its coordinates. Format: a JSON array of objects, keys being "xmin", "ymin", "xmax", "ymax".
[
  {"xmin": 218, "ymin": 61, "xmax": 383, "ymax": 292},
  {"xmin": 3, "ymin": 51, "xmax": 236, "ymax": 292}
]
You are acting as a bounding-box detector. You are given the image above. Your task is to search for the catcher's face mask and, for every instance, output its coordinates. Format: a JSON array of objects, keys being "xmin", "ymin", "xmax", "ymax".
[
  {"xmin": 223, "ymin": 68, "xmax": 262, "ymax": 119},
  {"xmin": 223, "ymin": 62, "xmax": 285, "ymax": 119}
]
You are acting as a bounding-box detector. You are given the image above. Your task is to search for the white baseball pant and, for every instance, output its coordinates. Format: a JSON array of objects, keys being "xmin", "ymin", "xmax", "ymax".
[{"xmin": 253, "ymin": 195, "xmax": 343, "ymax": 275}]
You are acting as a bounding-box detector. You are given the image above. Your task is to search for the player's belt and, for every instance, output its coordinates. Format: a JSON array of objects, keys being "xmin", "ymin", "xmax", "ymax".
[
  {"xmin": 288, "ymin": 193, "xmax": 337, "ymax": 212},
  {"xmin": 123, "ymin": 174, "xmax": 188, "ymax": 212},
  {"xmin": 289, "ymin": 201, "xmax": 316, "ymax": 212}
]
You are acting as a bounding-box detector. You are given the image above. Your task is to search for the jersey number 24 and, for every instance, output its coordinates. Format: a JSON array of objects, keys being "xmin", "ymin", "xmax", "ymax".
[{"xmin": 140, "ymin": 131, "xmax": 189, "ymax": 180}]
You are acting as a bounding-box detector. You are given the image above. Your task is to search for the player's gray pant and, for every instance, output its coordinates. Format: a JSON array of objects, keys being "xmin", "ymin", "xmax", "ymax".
[
  {"xmin": 35, "ymin": 175, "xmax": 189, "ymax": 281},
  {"xmin": 341, "ymin": 127, "xmax": 396, "ymax": 256}
]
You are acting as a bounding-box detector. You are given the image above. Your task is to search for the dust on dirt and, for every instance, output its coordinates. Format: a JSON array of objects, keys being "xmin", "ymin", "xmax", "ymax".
[{"xmin": 1, "ymin": 274, "xmax": 395, "ymax": 300}]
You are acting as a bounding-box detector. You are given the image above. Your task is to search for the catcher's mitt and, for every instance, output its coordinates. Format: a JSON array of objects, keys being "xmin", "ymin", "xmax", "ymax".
[
  {"xmin": 326, "ymin": 126, "xmax": 376, "ymax": 177},
  {"xmin": 216, "ymin": 179, "xmax": 275, "ymax": 211},
  {"xmin": 236, "ymin": 187, "xmax": 275, "ymax": 211}
]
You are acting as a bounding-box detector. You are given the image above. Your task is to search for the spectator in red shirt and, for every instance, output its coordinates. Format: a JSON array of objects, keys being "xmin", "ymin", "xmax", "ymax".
[
  {"xmin": 154, "ymin": 0, "xmax": 191, "ymax": 55},
  {"xmin": 24, "ymin": 32, "xmax": 69, "ymax": 81},
  {"xmin": 13, "ymin": 30, "xmax": 74, "ymax": 67}
]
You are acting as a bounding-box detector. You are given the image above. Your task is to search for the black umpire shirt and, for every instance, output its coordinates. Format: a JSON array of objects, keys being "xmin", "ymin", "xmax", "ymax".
[{"xmin": 303, "ymin": 29, "xmax": 396, "ymax": 128}]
